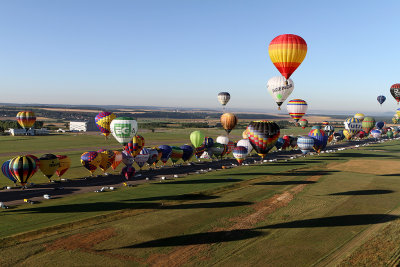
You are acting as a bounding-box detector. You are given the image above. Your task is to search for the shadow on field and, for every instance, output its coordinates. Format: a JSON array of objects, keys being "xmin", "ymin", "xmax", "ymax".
[
  {"xmin": 120, "ymin": 229, "xmax": 265, "ymax": 248},
  {"xmin": 230, "ymin": 170, "xmax": 338, "ymax": 178},
  {"xmin": 254, "ymin": 181, "xmax": 316, "ymax": 185},
  {"xmin": 328, "ymin": 189, "xmax": 395, "ymax": 196},
  {"xmin": 125, "ymin": 193, "xmax": 220, "ymax": 202},
  {"xmin": 154, "ymin": 178, "xmax": 243, "ymax": 184},
  {"xmin": 321, "ymin": 153, "xmax": 398, "ymax": 160},
  {"xmin": 380, "ymin": 174, "xmax": 400, "ymax": 176},
  {"xmin": 9, "ymin": 201, "xmax": 252, "ymax": 213},
  {"xmin": 258, "ymin": 214, "xmax": 399, "ymax": 229}
]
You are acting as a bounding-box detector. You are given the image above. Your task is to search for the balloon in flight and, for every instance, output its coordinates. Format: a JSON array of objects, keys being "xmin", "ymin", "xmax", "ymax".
[
  {"xmin": 110, "ymin": 117, "xmax": 138, "ymax": 146},
  {"xmin": 220, "ymin": 113, "xmax": 238, "ymax": 134},
  {"xmin": 246, "ymin": 121, "xmax": 280, "ymax": 158},
  {"xmin": 267, "ymin": 76, "xmax": 294, "ymax": 109},
  {"xmin": 287, "ymin": 99, "xmax": 308, "ymax": 122},
  {"xmin": 95, "ymin": 112, "xmax": 116, "ymax": 138},
  {"xmin": 16, "ymin": 111, "xmax": 36, "ymax": 129}
]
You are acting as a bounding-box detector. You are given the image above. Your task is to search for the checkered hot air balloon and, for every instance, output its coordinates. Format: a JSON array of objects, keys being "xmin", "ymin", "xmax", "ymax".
[
  {"xmin": 246, "ymin": 121, "xmax": 280, "ymax": 158},
  {"xmin": 297, "ymin": 136, "xmax": 314, "ymax": 154},
  {"xmin": 81, "ymin": 151, "xmax": 101, "ymax": 175},
  {"xmin": 9, "ymin": 156, "xmax": 37, "ymax": 186},
  {"xmin": 268, "ymin": 34, "xmax": 307, "ymax": 80},
  {"xmin": 308, "ymin": 129, "xmax": 328, "ymax": 153},
  {"xmin": 287, "ymin": 99, "xmax": 308, "ymax": 123},
  {"xmin": 233, "ymin": 146, "xmax": 248, "ymax": 165},
  {"xmin": 16, "ymin": 111, "xmax": 36, "ymax": 129},
  {"xmin": 95, "ymin": 112, "xmax": 116, "ymax": 138}
]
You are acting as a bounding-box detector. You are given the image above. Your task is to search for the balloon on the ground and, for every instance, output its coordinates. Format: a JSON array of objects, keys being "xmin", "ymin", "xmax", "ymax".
[
  {"xmin": 308, "ymin": 129, "xmax": 328, "ymax": 153},
  {"xmin": 282, "ymin": 135, "xmax": 291, "ymax": 150},
  {"xmin": 344, "ymin": 117, "xmax": 362, "ymax": 135},
  {"xmin": 56, "ymin": 155, "xmax": 71, "ymax": 178},
  {"xmin": 390, "ymin": 84, "xmax": 400, "ymax": 104},
  {"xmin": 311, "ymin": 125, "xmax": 321, "ymax": 130},
  {"xmin": 2, "ymin": 160, "xmax": 16, "ymax": 183},
  {"xmin": 333, "ymin": 131, "xmax": 344, "ymax": 142},
  {"xmin": 220, "ymin": 113, "xmax": 238, "ymax": 134},
  {"xmin": 343, "ymin": 129, "xmax": 352, "ymax": 140},
  {"xmin": 371, "ymin": 129, "xmax": 382, "ymax": 138},
  {"xmin": 170, "ymin": 146, "xmax": 184, "ymax": 164},
  {"xmin": 121, "ymin": 166, "xmax": 136, "ymax": 180},
  {"xmin": 121, "ymin": 150, "xmax": 134, "ymax": 166},
  {"xmin": 16, "ymin": 111, "xmax": 36, "ymax": 129},
  {"xmin": 227, "ymin": 141, "xmax": 235, "ymax": 154},
  {"xmin": 246, "ymin": 121, "xmax": 280, "ymax": 158},
  {"xmin": 39, "ymin": 154, "xmax": 60, "ymax": 180},
  {"xmin": 237, "ymin": 138, "xmax": 253, "ymax": 154},
  {"xmin": 267, "ymin": 76, "xmax": 294, "ymax": 109},
  {"xmin": 9, "ymin": 156, "xmax": 36, "ymax": 186},
  {"xmin": 287, "ymin": 99, "xmax": 308, "ymax": 122},
  {"xmin": 125, "ymin": 135, "xmax": 145, "ymax": 157},
  {"xmin": 375, "ymin": 121, "xmax": 385, "ymax": 130},
  {"xmin": 26, "ymin": 154, "xmax": 39, "ymax": 174},
  {"xmin": 194, "ymin": 144, "xmax": 206, "ymax": 158},
  {"xmin": 203, "ymin": 137, "xmax": 214, "ymax": 149},
  {"xmin": 387, "ymin": 130, "xmax": 394, "ymax": 138},
  {"xmin": 81, "ymin": 152, "xmax": 101, "ymax": 175},
  {"xmin": 147, "ymin": 148, "xmax": 159, "ymax": 165},
  {"xmin": 242, "ymin": 129, "xmax": 249, "ymax": 139},
  {"xmin": 95, "ymin": 112, "xmax": 116, "ymax": 137},
  {"xmin": 354, "ymin": 113, "xmax": 365, "ymax": 122},
  {"xmin": 377, "ymin": 96, "xmax": 386, "ymax": 106},
  {"xmin": 297, "ymin": 136, "xmax": 314, "ymax": 154},
  {"xmin": 275, "ymin": 137, "xmax": 284, "ymax": 150},
  {"xmin": 180, "ymin": 145, "xmax": 194, "ymax": 162},
  {"xmin": 299, "ymin": 119, "xmax": 308, "ymax": 129},
  {"xmin": 289, "ymin": 136, "xmax": 297, "ymax": 148},
  {"xmin": 356, "ymin": 130, "xmax": 366, "ymax": 139},
  {"xmin": 393, "ymin": 117, "xmax": 399, "ymax": 124},
  {"xmin": 268, "ymin": 34, "xmax": 307, "ymax": 79},
  {"xmin": 97, "ymin": 149, "xmax": 115, "ymax": 173},
  {"xmin": 324, "ymin": 125, "xmax": 334, "ymax": 136},
  {"xmin": 111, "ymin": 151, "xmax": 123, "ymax": 170},
  {"xmin": 110, "ymin": 117, "xmax": 138, "ymax": 146},
  {"xmin": 210, "ymin": 143, "xmax": 225, "ymax": 158},
  {"xmin": 135, "ymin": 148, "xmax": 150, "ymax": 169},
  {"xmin": 216, "ymin": 136, "xmax": 229, "ymax": 145},
  {"xmin": 362, "ymin": 117, "xmax": 375, "ymax": 133},
  {"xmin": 218, "ymin": 92, "xmax": 230, "ymax": 106},
  {"xmin": 190, "ymin": 131, "xmax": 205, "ymax": 148},
  {"xmin": 159, "ymin": 145, "xmax": 172, "ymax": 164},
  {"xmin": 233, "ymin": 146, "xmax": 248, "ymax": 165}
]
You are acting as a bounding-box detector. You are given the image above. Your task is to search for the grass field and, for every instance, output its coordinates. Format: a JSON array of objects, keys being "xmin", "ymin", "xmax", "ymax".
[{"xmin": 0, "ymin": 128, "xmax": 398, "ymax": 266}]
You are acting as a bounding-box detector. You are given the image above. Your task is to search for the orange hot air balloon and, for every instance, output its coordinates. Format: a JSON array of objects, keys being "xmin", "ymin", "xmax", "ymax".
[
  {"xmin": 268, "ymin": 34, "xmax": 307, "ymax": 79},
  {"xmin": 16, "ymin": 111, "xmax": 36, "ymax": 129},
  {"xmin": 221, "ymin": 113, "xmax": 238, "ymax": 134}
]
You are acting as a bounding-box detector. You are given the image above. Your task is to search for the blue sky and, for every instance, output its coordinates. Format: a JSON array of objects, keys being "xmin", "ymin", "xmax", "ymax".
[{"xmin": 0, "ymin": 0, "xmax": 399, "ymax": 115}]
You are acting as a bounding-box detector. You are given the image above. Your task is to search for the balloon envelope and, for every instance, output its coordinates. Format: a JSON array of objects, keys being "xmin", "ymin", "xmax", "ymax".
[
  {"xmin": 56, "ymin": 155, "xmax": 71, "ymax": 178},
  {"xmin": 39, "ymin": 154, "xmax": 60, "ymax": 179},
  {"xmin": 287, "ymin": 99, "xmax": 308, "ymax": 122},
  {"xmin": 95, "ymin": 112, "xmax": 116, "ymax": 137},
  {"xmin": 220, "ymin": 113, "xmax": 238, "ymax": 134},
  {"xmin": 308, "ymin": 129, "xmax": 328, "ymax": 153},
  {"xmin": 233, "ymin": 146, "xmax": 248, "ymax": 165},
  {"xmin": 180, "ymin": 145, "xmax": 194, "ymax": 162},
  {"xmin": 81, "ymin": 152, "xmax": 101, "ymax": 174},
  {"xmin": 111, "ymin": 151, "xmax": 123, "ymax": 170},
  {"xmin": 97, "ymin": 149, "xmax": 115, "ymax": 173},
  {"xmin": 159, "ymin": 145, "xmax": 172, "ymax": 164},
  {"xmin": 122, "ymin": 150, "xmax": 134, "ymax": 166},
  {"xmin": 267, "ymin": 76, "xmax": 294, "ymax": 109},
  {"xmin": 297, "ymin": 136, "xmax": 314, "ymax": 154},
  {"xmin": 190, "ymin": 131, "xmax": 205, "ymax": 148},
  {"xmin": 377, "ymin": 96, "xmax": 386, "ymax": 105},
  {"xmin": 299, "ymin": 119, "xmax": 308, "ymax": 129},
  {"xmin": 216, "ymin": 136, "xmax": 229, "ymax": 145},
  {"xmin": 135, "ymin": 148, "xmax": 150, "ymax": 168},
  {"xmin": 121, "ymin": 166, "xmax": 136, "ymax": 180},
  {"xmin": 246, "ymin": 121, "xmax": 280, "ymax": 157},
  {"xmin": 170, "ymin": 146, "xmax": 183, "ymax": 163},
  {"xmin": 376, "ymin": 121, "xmax": 385, "ymax": 130},
  {"xmin": 110, "ymin": 117, "xmax": 138, "ymax": 146},
  {"xmin": 9, "ymin": 156, "xmax": 37, "ymax": 186},
  {"xmin": 218, "ymin": 92, "xmax": 231, "ymax": 106},
  {"xmin": 390, "ymin": 84, "xmax": 400, "ymax": 103},
  {"xmin": 16, "ymin": 111, "xmax": 36, "ymax": 129},
  {"xmin": 2, "ymin": 160, "xmax": 16, "ymax": 183},
  {"xmin": 362, "ymin": 117, "xmax": 376, "ymax": 133},
  {"xmin": 237, "ymin": 139, "xmax": 253, "ymax": 154},
  {"xmin": 354, "ymin": 113, "xmax": 365, "ymax": 122}
]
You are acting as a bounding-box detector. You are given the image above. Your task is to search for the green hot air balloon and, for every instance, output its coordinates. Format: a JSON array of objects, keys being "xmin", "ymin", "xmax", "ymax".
[
  {"xmin": 110, "ymin": 117, "xmax": 138, "ymax": 146},
  {"xmin": 190, "ymin": 131, "xmax": 205, "ymax": 148},
  {"xmin": 362, "ymin": 117, "xmax": 375, "ymax": 134}
]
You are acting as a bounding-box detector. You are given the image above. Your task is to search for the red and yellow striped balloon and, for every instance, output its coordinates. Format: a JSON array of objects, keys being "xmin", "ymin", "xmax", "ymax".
[
  {"xmin": 16, "ymin": 111, "xmax": 36, "ymax": 129},
  {"xmin": 268, "ymin": 34, "xmax": 307, "ymax": 79}
]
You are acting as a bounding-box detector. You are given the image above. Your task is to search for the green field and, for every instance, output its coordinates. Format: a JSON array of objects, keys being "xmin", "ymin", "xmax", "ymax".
[{"xmin": 0, "ymin": 129, "xmax": 399, "ymax": 266}]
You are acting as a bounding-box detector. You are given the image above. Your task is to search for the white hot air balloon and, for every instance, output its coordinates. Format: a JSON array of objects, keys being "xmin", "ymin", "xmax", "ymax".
[
  {"xmin": 110, "ymin": 117, "xmax": 138, "ymax": 146},
  {"xmin": 218, "ymin": 92, "xmax": 230, "ymax": 111},
  {"xmin": 236, "ymin": 139, "xmax": 253, "ymax": 155},
  {"xmin": 267, "ymin": 76, "xmax": 294, "ymax": 110},
  {"xmin": 297, "ymin": 136, "xmax": 314, "ymax": 154},
  {"xmin": 135, "ymin": 148, "xmax": 150, "ymax": 169},
  {"xmin": 216, "ymin": 136, "xmax": 229, "ymax": 145}
]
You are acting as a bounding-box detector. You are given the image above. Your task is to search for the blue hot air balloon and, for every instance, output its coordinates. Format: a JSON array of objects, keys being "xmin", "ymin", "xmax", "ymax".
[
  {"xmin": 377, "ymin": 95, "xmax": 386, "ymax": 105},
  {"xmin": 376, "ymin": 121, "xmax": 385, "ymax": 130},
  {"xmin": 158, "ymin": 145, "xmax": 172, "ymax": 164},
  {"xmin": 2, "ymin": 160, "xmax": 17, "ymax": 184},
  {"xmin": 180, "ymin": 145, "xmax": 194, "ymax": 162},
  {"xmin": 297, "ymin": 136, "xmax": 315, "ymax": 154},
  {"xmin": 275, "ymin": 137, "xmax": 284, "ymax": 150},
  {"xmin": 308, "ymin": 129, "xmax": 328, "ymax": 153}
]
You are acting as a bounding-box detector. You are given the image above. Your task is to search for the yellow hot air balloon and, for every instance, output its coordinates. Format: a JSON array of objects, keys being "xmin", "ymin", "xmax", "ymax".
[
  {"xmin": 97, "ymin": 149, "xmax": 115, "ymax": 173},
  {"xmin": 220, "ymin": 113, "xmax": 238, "ymax": 134},
  {"xmin": 16, "ymin": 111, "xmax": 36, "ymax": 129},
  {"xmin": 39, "ymin": 154, "xmax": 60, "ymax": 181},
  {"xmin": 343, "ymin": 129, "xmax": 352, "ymax": 140},
  {"xmin": 56, "ymin": 155, "xmax": 71, "ymax": 178},
  {"xmin": 95, "ymin": 112, "xmax": 116, "ymax": 138},
  {"xmin": 81, "ymin": 151, "xmax": 102, "ymax": 175}
]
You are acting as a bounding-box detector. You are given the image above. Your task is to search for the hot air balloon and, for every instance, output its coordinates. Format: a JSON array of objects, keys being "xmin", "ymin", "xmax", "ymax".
[
  {"xmin": 376, "ymin": 121, "xmax": 385, "ymax": 130},
  {"xmin": 308, "ymin": 129, "xmax": 328, "ymax": 153},
  {"xmin": 377, "ymin": 96, "xmax": 386, "ymax": 106},
  {"xmin": 246, "ymin": 121, "xmax": 280, "ymax": 158},
  {"xmin": 203, "ymin": 137, "xmax": 214, "ymax": 149},
  {"xmin": 343, "ymin": 129, "xmax": 352, "ymax": 140},
  {"xmin": 275, "ymin": 137, "xmax": 284, "ymax": 150},
  {"xmin": 354, "ymin": 113, "xmax": 365, "ymax": 122},
  {"xmin": 289, "ymin": 136, "xmax": 297, "ymax": 148},
  {"xmin": 237, "ymin": 138, "xmax": 253, "ymax": 155},
  {"xmin": 16, "ymin": 111, "xmax": 36, "ymax": 130},
  {"xmin": 287, "ymin": 99, "xmax": 308, "ymax": 123},
  {"xmin": 299, "ymin": 119, "xmax": 308, "ymax": 129},
  {"xmin": 333, "ymin": 131, "xmax": 344, "ymax": 142},
  {"xmin": 297, "ymin": 136, "xmax": 314, "ymax": 154},
  {"xmin": 242, "ymin": 129, "xmax": 249, "ymax": 139},
  {"xmin": 111, "ymin": 151, "xmax": 123, "ymax": 170},
  {"xmin": 311, "ymin": 125, "xmax": 321, "ymax": 130},
  {"xmin": 190, "ymin": 131, "xmax": 205, "ymax": 148},
  {"xmin": 153, "ymin": 147, "xmax": 163, "ymax": 165},
  {"xmin": 97, "ymin": 149, "xmax": 115, "ymax": 173},
  {"xmin": 39, "ymin": 154, "xmax": 60, "ymax": 181},
  {"xmin": 56, "ymin": 155, "xmax": 71, "ymax": 178},
  {"xmin": 135, "ymin": 148, "xmax": 150, "ymax": 169},
  {"xmin": 268, "ymin": 34, "xmax": 307, "ymax": 80},
  {"xmin": 356, "ymin": 130, "xmax": 366, "ymax": 139},
  {"xmin": 81, "ymin": 151, "xmax": 101, "ymax": 175},
  {"xmin": 218, "ymin": 92, "xmax": 231, "ymax": 106},
  {"xmin": 9, "ymin": 156, "xmax": 36, "ymax": 187},
  {"xmin": 95, "ymin": 112, "xmax": 116, "ymax": 138},
  {"xmin": 147, "ymin": 148, "xmax": 159, "ymax": 166},
  {"xmin": 390, "ymin": 84, "xmax": 400, "ymax": 104},
  {"xmin": 159, "ymin": 145, "xmax": 172, "ymax": 164},
  {"xmin": 267, "ymin": 76, "xmax": 294, "ymax": 110},
  {"xmin": 121, "ymin": 166, "xmax": 136, "ymax": 180},
  {"xmin": 180, "ymin": 145, "xmax": 194, "ymax": 162},
  {"xmin": 393, "ymin": 117, "xmax": 399, "ymax": 124},
  {"xmin": 220, "ymin": 113, "xmax": 238, "ymax": 134},
  {"xmin": 194, "ymin": 144, "xmax": 206, "ymax": 159},
  {"xmin": 344, "ymin": 118, "xmax": 362, "ymax": 135},
  {"xmin": 26, "ymin": 154, "xmax": 39, "ymax": 175},
  {"xmin": 362, "ymin": 117, "xmax": 376, "ymax": 134},
  {"xmin": 396, "ymin": 109, "xmax": 400, "ymax": 117},
  {"xmin": 110, "ymin": 117, "xmax": 138, "ymax": 146},
  {"xmin": 125, "ymin": 135, "xmax": 145, "ymax": 157},
  {"xmin": 233, "ymin": 146, "xmax": 248, "ymax": 165},
  {"xmin": 371, "ymin": 129, "xmax": 382, "ymax": 139},
  {"xmin": 216, "ymin": 136, "xmax": 229, "ymax": 145},
  {"xmin": 322, "ymin": 121, "xmax": 329, "ymax": 126},
  {"xmin": 210, "ymin": 143, "xmax": 225, "ymax": 159},
  {"xmin": 122, "ymin": 150, "xmax": 134, "ymax": 166},
  {"xmin": 387, "ymin": 130, "xmax": 394, "ymax": 139},
  {"xmin": 169, "ymin": 146, "xmax": 183, "ymax": 164},
  {"xmin": 226, "ymin": 141, "xmax": 235, "ymax": 154},
  {"xmin": 2, "ymin": 160, "xmax": 16, "ymax": 184},
  {"xmin": 324, "ymin": 125, "xmax": 334, "ymax": 137},
  {"xmin": 282, "ymin": 135, "xmax": 291, "ymax": 150}
]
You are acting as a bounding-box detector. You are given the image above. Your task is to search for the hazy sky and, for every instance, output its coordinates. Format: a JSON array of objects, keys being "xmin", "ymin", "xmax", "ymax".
[{"xmin": 1, "ymin": 0, "xmax": 400, "ymax": 115}]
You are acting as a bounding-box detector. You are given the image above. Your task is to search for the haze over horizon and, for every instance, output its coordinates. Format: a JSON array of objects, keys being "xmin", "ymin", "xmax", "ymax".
[{"xmin": 1, "ymin": 1, "xmax": 400, "ymax": 116}]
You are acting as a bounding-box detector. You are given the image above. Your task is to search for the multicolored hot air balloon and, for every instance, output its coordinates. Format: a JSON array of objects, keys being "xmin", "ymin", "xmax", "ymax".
[
  {"xmin": 324, "ymin": 125, "xmax": 334, "ymax": 137},
  {"xmin": 170, "ymin": 146, "xmax": 183, "ymax": 164},
  {"xmin": 237, "ymin": 139, "xmax": 253, "ymax": 155},
  {"xmin": 121, "ymin": 166, "xmax": 136, "ymax": 180},
  {"xmin": 226, "ymin": 141, "xmax": 235, "ymax": 154},
  {"xmin": 56, "ymin": 155, "xmax": 71, "ymax": 178},
  {"xmin": 221, "ymin": 113, "xmax": 238, "ymax": 134},
  {"xmin": 125, "ymin": 135, "xmax": 145, "ymax": 157},
  {"xmin": 9, "ymin": 156, "xmax": 37, "ymax": 187},
  {"xmin": 122, "ymin": 150, "xmax": 134, "ymax": 166},
  {"xmin": 180, "ymin": 145, "xmax": 194, "ymax": 162},
  {"xmin": 299, "ymin": 119, "xmax": 308, "ymax": 129},
  {"xmin": 246, "ymin": 121, "xmax": 280, "ymax": 158},
  {"xmin": 190, "ymin": 131, "xmax": 205, "ymax": 148},
  {"xmin": 111, "ymin": 151, "xmax": 123, "ymax": 170},
  {"xmin": 308, "ymin": 129, "xmax": 328, "ymax": 153},
  {"xmin": 377, "ymin": 95, "xmax": 386, "ymax": 106},
  {"xmin": 194, "ymin": 144, "xmax": 206, "ymax": 159},
  {"xmin": 97, "ymin": 149, "xmax": 115, "ymax": 173},
  {"xmin": 362, "ymin": 117, "xmax": 376, "ymax": 134},
  {"xmin": 110, "ymin": 117, "xmax": 138, "ymax": 146},
  {"xmin": 371, "ymin": 129, "xmax": 382, "ymax": 139},
  {"xmin": 81, "ymin": 152, "xmax": 101, "ymax": 175},
  {"xmin": 147, "ymin": 148, "xmax": 159, "ymax": 166},
  {"xmin": 297, "ymin": 136, "xmax": 314, "ymax": 154},
  {"xmin": 159, "ymin": 145, "xmax": 172, "ymax": 164},
  {"xmin": 354, "ymin": 113, "xmax": 365, "ymax": 122},
  {"xmin": 2, "ymin": 160, "xmax": 16, "ymax": 184},
  {"xmin": 390, "ymin": 84, "xmax": 400, "ymax": 104},
  {"xmin": 387, "ymin": 130, "xmax": 394, "ymax": 139},
  {"xmin": 393, "ymin": 116, "xmax": 399, "ymax": 124},
  {"xmin": 218, "ymin": 92, "xmax": 230, "ymax": 106},
  {"xmin": 287, "ymin": 99, "xmax": 308, "ymax": 123},
  {"xmin": 135, "ymin": 148, "xmax": 150, "ymax": 169},
  {"xmin": 95, "ymin": 112, "xmax": 116, "ymax": 138},
  {"xmin": 39, "ymin": 154, "xmax": 60, "ymax": 181},
  {"xmin": 203, "ymin": 137, "xmax": 214, "ymax": 149},
  {"xmin": 268, "ymin": 34, "xmax": 307, "ymax": 80},
  {"xmin": 16, "ymin": 111, "xmax": 36, "ymax": 130},
  {"xmin": 232, "ymin": 146, "xmax": 248, "ymax": 165},
  {"xmin": 344, "ymin": 117, "xmax": 362, "ymax": 135},
  {"xmin": 267, "ymin": 76, "xmax": 294, "ymax": 110}
]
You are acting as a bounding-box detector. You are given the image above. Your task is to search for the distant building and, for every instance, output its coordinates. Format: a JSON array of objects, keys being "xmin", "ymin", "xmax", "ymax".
[
  {"xmin": 8, "ymin": 128, "xmax": 49, "ymax": 136},
  {"xmin": 69, "ymin": 121, "xmax": 97, "ymax": 132}
]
